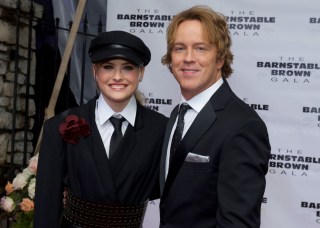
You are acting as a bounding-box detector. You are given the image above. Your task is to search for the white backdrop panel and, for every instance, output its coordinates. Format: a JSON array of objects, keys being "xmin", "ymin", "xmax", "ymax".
[{"xmin": 106, "ymin": 0, "xmax": 320, "ymax": 227}]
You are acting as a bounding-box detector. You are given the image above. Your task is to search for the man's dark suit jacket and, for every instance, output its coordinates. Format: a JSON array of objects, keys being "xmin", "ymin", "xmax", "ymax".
[
  {"xmin": 159, "ymin": 80, "xmax": 271, "ymax": 228},
  {"xmin": 34, "ymin": 98, "xmax": 167, "ymax": 228}
]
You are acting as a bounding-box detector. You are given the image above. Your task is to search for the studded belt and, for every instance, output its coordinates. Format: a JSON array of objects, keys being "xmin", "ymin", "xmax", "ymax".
[{"xmin": 63, "ymin": 191, "xmax": 148, "ymax": 228}]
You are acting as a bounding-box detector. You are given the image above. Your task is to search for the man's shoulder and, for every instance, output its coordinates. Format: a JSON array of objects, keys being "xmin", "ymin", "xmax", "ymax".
[
  {"xmin": 137, "ymin": 105, "xmax": 168, "ymax": 131},
  {"xmin": 139, "ymin": 104, "xmax": 168, "ymax": 119}
]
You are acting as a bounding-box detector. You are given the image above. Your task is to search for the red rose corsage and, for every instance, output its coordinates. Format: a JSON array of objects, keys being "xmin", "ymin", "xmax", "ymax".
[{"xmin": 59, "ymin": 115, "xmax": 91, "ymax": 144}]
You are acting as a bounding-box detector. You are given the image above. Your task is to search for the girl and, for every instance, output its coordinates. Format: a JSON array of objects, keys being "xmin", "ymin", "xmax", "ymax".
[{"xmin": 34, "ymin": 31, "xmax": 167, "ymax": 228}]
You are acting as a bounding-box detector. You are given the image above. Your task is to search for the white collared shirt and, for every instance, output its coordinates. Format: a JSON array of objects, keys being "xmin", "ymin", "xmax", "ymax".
[
  {"xmin": 95, "ymin": 94, "xmax": 137, "ymax": 158},
  {"xmin": 165, "ymin": 78, "xmax": 224, "ymax": 178}
]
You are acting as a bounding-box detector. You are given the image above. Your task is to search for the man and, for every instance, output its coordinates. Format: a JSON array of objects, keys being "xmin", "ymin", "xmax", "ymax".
[{"xmin": 159, "ymin": 5, "xmax": 271, "ymax": 228}]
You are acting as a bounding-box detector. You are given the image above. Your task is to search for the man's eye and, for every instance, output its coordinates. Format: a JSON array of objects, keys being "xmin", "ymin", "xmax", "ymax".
[
  {"xmin": 195, "ymin": 46, "xmax": 206, "ymax": 51},
  {"xmin": 173, "ymin": 46, "xmax": 185, "ymax": 52}
]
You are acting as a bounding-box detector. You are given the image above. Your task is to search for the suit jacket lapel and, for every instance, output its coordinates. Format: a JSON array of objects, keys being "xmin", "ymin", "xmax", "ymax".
[
  {"xmin": 109, "ymin": 103, "xmax": 142, "ymax": 178},
  {"xmin": 160, "ymin": 105, "xmax": 179, "ymax": 194},
  {"xmin": 162, "ymin": 102, "xmax": 216, "ymax": 198},
  {"xmin": 161, "ymin": 79, "xmax": 232, "ymax": 198},
  {"xmin": 84, "ymin": 99, "xmax": 118, "ymax": 200}
]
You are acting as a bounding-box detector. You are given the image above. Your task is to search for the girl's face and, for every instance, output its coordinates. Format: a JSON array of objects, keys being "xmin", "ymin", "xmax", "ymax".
[{"xmin": 93, "ymin": 59, "xmax": 144, "ymax": 112}]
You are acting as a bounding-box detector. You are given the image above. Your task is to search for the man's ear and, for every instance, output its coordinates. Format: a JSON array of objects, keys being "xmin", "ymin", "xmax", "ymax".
[{"xmin": 217, "ymin": 58, "xmax": 225, "ymax": 70}]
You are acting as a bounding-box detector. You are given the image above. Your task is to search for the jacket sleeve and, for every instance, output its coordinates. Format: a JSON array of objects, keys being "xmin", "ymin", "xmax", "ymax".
[
  {"xmin": 34, "ymin": 118, "xmax": 66, "ymax": 228},
  {"xmin": 217, "ymin": 118, "xmax": 271, "ymax": 228}
]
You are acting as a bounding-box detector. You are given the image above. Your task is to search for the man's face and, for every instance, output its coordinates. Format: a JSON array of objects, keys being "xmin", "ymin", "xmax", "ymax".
[{"xmin": 171, "ymin": 20, "xmax": 224, "ymax": 100}]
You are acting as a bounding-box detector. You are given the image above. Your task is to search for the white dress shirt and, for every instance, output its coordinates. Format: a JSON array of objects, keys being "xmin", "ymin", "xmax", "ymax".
[
  {"xmin": 95, "ymin": 94, "xmax": 137, "ymax": 158},
  {"xmin": 165, "ymin": 78, "xmax": 224, "ymax": 178}
]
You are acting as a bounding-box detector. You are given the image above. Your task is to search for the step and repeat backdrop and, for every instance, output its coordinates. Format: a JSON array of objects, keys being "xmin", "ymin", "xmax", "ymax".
[
  {"xmin": 52, "ymin": 0, "xmax": 320, "ymax": 227},
  {"xmin": 105, "ymin": 1, "xmax": 320, "ymax": 227}
]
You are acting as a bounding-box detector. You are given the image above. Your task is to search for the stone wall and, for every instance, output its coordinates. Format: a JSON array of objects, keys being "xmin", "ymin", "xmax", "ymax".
[{"xmin": 0, "ymin": 0, "xmax": 42, "ymax": 166}]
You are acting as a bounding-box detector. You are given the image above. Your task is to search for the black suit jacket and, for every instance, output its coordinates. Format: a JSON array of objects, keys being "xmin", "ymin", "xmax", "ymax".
[
  {"xmin": 34, "ymin": 98, "xmax": 167, "ymax": 228},
  {"xmin": 159, "ymin": 80, "xmax": 271, "ymax": 228}
]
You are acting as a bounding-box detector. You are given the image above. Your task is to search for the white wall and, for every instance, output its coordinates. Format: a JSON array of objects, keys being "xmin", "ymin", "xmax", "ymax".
[{"xmin": 106, "ymin": 1, "xmax": 320, "ymax": 227}]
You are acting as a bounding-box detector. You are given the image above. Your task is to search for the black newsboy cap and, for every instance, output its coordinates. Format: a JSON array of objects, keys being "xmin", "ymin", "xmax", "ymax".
[{"xmin": 88, "ymin": 31, "xmax": 151, "ymax": 66}]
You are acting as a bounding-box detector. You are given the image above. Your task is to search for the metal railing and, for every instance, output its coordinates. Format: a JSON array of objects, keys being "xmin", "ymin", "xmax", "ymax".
[{"xmin": 0, "ymin": 0, "xmax": 104, "ymax": 226}]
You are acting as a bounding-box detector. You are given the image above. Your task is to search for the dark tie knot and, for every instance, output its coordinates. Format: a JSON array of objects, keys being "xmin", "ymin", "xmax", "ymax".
[
  {"xmin": 178, "ymin": 103, "xmax": 190, "ymax": 117},
  {"xmin": 109, "ymin": 116, "xmax": 124, "ymax": 132}
]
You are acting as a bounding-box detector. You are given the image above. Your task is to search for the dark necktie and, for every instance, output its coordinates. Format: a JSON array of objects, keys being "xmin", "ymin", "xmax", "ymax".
[
  {"xmin": 170, "ymin": 103, "xmax": 190, "ymax": 162},
  {"xmin": 109, "ymin": 117, "xmax": 124, "ymax": 158}
]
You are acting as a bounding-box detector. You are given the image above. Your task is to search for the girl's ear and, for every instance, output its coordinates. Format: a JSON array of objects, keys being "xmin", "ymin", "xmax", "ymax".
[
  {"xmin": 92, "ymin": 64, "xmax": 97, "ymax": 80},
  {"xmin": 138, "ymin": 66, "xmax": 145, "ymax": 82}
]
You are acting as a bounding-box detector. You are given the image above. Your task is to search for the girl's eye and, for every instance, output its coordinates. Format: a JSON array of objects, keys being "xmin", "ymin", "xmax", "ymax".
[
  {"xmin": 103, "ymin": 65, "xmax": 113, "ymax": 70},
  {"xmin": 123, "ymin": 65, "xmax": 135, "ymax": 71}
]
